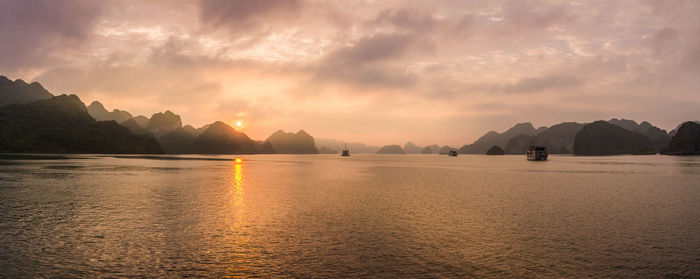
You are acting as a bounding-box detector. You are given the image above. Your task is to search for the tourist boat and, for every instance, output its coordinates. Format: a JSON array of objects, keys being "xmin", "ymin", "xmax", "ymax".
[
  {"xmin": 448, "ymin": 150, "xmax": 458, "ymax": 157},
  {"xmin": 527, "ymin": 146, "xmax": 548, "ymax": 161},
  {"xmin": 341, "ymin": 144, "xmax": 350, "ymax": 156}
]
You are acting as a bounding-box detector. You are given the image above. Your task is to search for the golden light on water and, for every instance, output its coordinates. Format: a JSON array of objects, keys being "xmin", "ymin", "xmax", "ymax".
[
  {"xmin": 233, "ymin": 158, "xmax": 243, "ymax": 204},
  {"xmin": 228, "ymin": 157, "xmax": 252, "ymax": 274}
]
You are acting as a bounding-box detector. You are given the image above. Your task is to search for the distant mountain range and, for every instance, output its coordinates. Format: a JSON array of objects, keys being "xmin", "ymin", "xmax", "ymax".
[
  {"xmin": 87, "ymin": 101, "xmax": 134, "ymax": 123},
  {"xmin": 86, "ymin": 100, "xmax": 278, "ymax": 155},
  {"xmin": 459, "ymin": 122, "xmax": 538, "ymax": 154},
  {"xmin": 1, "ymin": 75, "xmax": 698, "ymax": 156},
  {"xmin": 0, "ymin": 76, "xmax": 306, "ymax": 154},
  {"xmin": 456, "ymin": 118, "xmax": 687, "ymax": 156},
  {"xmin": 376, "ymin": 145, "xmax": 405, "ymax": 154},
  {"xmin": 188, "ymin": 121, "xmax": 274, "ymax": 154}
]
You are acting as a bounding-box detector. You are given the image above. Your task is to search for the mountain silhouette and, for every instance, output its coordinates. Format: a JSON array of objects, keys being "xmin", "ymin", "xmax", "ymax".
[
  {"xmin": 181, "ymin": 125, "xmax": 197, "ymax": 136},
  {"xmin": 461, "ymin": 119, "xmax": 669, "ymax": 155},
  {"xmin": 505, "ymin": 134, "xmax": 534, "ymax": 154},
  {"xmin": 607, "ymin": 118, "xmax": 669, "ymax": 152},
  {"xmin": 426, "ymin": 144, "xmax": 440, "ymax": 154},
  {"xmin": 132, "ymin": 115, "xmax": 149, "ymax": 127},
  {"xmin": 266, "ymin": 130, "xmax": 319, "ymax": 154},
  {"xmin": 669, "ymin": 121, "xmax": 700, "ymax": 137},
  {"xmin": 87, "ymin": 101, "xmax": 133, "ymax": 123},
  {"xmin": 0, "ymin": 76, "xmax": 54, "ymax": 107},
  {"xmin": 121, "ymin": 118, "xmax": 149, "ymax": 135},
  {"xmin": 0, "ymin": 95, "xmax": 162, "ymax": 153},
  {"xmin": 403, "ymin": 142, "xmax": 423, "ymax": 154},
  {"xmin": 534, "ymin": 122, "xmax": 584, "ymax": 154},
  {"xmin": 376, "ymin": 145, "xmax": 405, "ymax": 154},
  {"xmin": 188, "ymin": 121, "xmax": 271, "ymax": 154},
  {"xmin": 146, "ymin": 111, "xmax": 182, "ymax": 137},
  {"xmin": 158, "ymin": 127, "xmax": 197, "ymax": 154},
  {"xmin": 664, "ymin": 121, "xmax": 700, "ymax": 155},
  {"xmin": 607, "ymin": 118, "xmax": 639, "ymax": 131},
  {"xmin": 486, "ymin": 145, "xmax": 505, "ymax": 155},
  {"xmin": 574, "ymin": 121, "xmax": 653, "ymax": 155},
  {"xmin": 459, "ymin": 122, "xmax": 536, "ymax": 154}
]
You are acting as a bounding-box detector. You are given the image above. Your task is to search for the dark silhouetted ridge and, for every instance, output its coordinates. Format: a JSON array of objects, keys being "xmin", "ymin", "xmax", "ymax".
[
  {"xmin": 0, "ymin": 76, "xmax": 53, "ymax": 107},
  {"xmin": 266, "ymin": 129, "xmax": 319, "ymax": 154},
  {"xmin": 403, "ymin": 142, "xmax": 423, "ymax": 154},
  {"xmin": 121, "ymin": 118, "xmax": 149, "ymax": 135},
  {"xmin": 188, "ymin": 121, "xmax": 263, "ymax": 154},
  {"xmin": 0, "ymin": 95, "xmax": 162, "ymax": 154},
  {"xmin": 146, "ymin": 110, "xmax": 182, "ymax": 137},
  {"xmin": 574, "ymin": 121, "xmax": 653, "ymax": 155},
  {"xmin": 87, "ymin": 101, "xmax": 133, "ymax": 123},
  {"xmin": 664, "ymin": 121, "xmax": 700, "ymax": 155},
  {"xmin": 486, "ymin": 145, "xmax": 505, "ymax": 155},
  {"xmin": 460, "ymin": 122, "xmax": 536, "ymax": 154},
  {"xmin": 376, "ymin": 145, "xmax": 405, "ymax": 154}
]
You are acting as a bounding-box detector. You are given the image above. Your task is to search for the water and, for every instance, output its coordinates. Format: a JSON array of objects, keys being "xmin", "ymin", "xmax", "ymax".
[{"xmin": 0, "ymin": 154, "xmax": 698, "ymax": 278}]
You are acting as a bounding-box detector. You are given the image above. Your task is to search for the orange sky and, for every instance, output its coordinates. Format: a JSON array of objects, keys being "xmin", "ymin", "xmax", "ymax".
[{"xmin": 1, "ymin": 0, "xmax": 699, "ymax": 146}]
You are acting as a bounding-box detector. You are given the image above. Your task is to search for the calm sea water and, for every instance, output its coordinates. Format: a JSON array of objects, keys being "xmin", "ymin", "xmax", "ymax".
[{"xmin": 0, "ymin": 154, "xmax": 698, "ymax": 278}]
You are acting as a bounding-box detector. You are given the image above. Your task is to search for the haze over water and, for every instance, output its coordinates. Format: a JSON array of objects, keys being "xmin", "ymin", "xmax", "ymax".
[{"xmin": 0, "ymin": 154, "xmax": 698, "ymax": 277}]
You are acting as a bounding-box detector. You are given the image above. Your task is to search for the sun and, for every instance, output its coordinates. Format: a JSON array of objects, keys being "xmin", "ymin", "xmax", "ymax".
[{"xmin": 233, "ymin": 120, "xmax": 246, "ymax": 130}]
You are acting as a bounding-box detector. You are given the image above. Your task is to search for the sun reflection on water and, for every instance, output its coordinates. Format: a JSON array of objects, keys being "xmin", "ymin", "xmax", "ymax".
[
  {"xmin": 228, "ymin": 158, "xmax": 251, "ymax": 275},
  {"xmin": 233, "ymin": 159, "xmax": 243, "ymax": 208}
]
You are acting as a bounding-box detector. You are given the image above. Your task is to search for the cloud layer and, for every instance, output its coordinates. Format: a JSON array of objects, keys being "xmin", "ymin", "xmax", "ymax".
[{"xmin": 1, "ymin": 0, "xmax": 698, "ymax": 145}]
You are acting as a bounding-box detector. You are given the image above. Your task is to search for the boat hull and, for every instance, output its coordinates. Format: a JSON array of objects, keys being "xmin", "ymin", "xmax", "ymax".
[{"xmin": 527, "ymin": 154, "xmax": 548, "ymax": 161}]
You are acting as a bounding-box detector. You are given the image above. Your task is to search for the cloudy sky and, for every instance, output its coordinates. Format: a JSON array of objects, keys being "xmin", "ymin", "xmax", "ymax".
[{"xmin": 1, "ymin": 0, "xmax": 699, "ymax": 146}]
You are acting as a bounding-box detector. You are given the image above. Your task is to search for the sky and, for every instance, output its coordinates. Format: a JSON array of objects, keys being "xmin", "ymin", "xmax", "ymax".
[{"xmin": 1, "ymin": 0, "xmax": 699, "ymax": 146}]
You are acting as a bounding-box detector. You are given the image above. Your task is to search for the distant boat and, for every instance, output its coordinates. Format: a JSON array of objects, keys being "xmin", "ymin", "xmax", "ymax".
[
  {"xmin": 341, "ymin": 144, "xmax": 350, "ymax": 157},
  {"xmin": 448, "ymin": 150, "xmax": 458, "ymax": 157},
  {"xmin": 527, "ymin": 146, "xmax": 548, "ymax": 161}
]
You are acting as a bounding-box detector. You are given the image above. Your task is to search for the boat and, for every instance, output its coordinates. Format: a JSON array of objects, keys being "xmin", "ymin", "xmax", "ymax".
[
  {"xmin": 448, "ymin": 150, "xmax": 458, "ymax": 157},
  {"xmin": 527, "ymin": 146, "xmax": 548, "ymax": 161},
  {"xmin": 341, "ymin": 144, "xmax": 350, "ymax": 156}
]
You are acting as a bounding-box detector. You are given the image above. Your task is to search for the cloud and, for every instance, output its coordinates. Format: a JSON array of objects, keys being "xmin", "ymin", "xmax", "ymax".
[
  {"xmin": 0, "ymin": 0, "xmax": 108, "ymax": 71},
  {"xmin": 198, "ymin": 0, "xmax": 302, "ymax": 34},
  {"xmin": 498, "ymin": 0, "xmax": 569, "ymax": 32},
  {"xmin": 495, "ymin": 74, "xmax": 584, "ymax": 94},
  {"xmin": 325, "ymin": 33, "xmax": 419, "ymax": 66},
  {"xmin": 372, "ymin": 7, "xmax": 438, "ymax": 32},
  {"xmin": 307, "ymin": 32, "xmax": 425, "ymax": 89}
]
